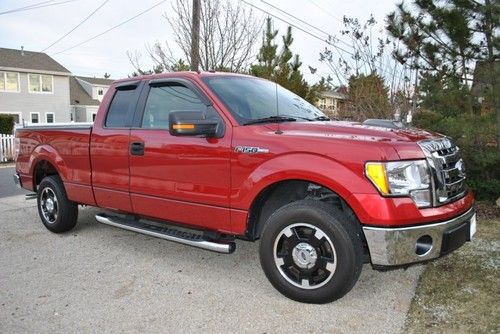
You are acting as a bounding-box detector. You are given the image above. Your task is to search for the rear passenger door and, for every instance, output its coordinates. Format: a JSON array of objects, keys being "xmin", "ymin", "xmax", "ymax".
[
  {"xmin": 90, "ymin": 81, "xmax": 142, "ymax": 212},
  {"xmin": 128, "ymin": 79, "xmax": 232, "ymax": 232}
]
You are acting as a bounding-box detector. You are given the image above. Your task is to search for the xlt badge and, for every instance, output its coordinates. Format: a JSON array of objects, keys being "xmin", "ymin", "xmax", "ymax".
[{"xmin": 234, "ymin": 146, "xmax": 270, "ymax": 154}]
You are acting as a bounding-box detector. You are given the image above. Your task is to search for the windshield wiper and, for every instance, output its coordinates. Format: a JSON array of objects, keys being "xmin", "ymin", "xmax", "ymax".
[
  {"xmin": 312, "ymin": 116, "xmax": 331, "ymax": 121},
  {"xmin": 243, "ymin": 115, "xmax": 297, "ymax": 125}
]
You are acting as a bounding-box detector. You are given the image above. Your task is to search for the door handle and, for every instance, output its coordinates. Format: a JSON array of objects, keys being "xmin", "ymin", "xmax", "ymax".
[{"xmin": 130, "ymin": 142, "xmax": 145, "ymax": 156}]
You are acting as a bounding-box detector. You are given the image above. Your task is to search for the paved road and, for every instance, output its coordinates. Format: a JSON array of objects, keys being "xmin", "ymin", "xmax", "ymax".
[
  {"xmin": 0, "ymin": 193, "xmax": 423, "ymax": 333},
  {"xmin": 0, "ymin": 166, "xmax": 28, "ymax": 198}
]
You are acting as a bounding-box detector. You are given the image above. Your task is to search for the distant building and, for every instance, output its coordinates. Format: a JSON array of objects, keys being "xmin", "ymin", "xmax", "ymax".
[
  {"xmin": 70, "ymin": 76, "xmax": 113, "ymax": 122},
  {"xmin": 316, "ymin": 88, "xmax": 348, "ymax": 118},
  {"xmin": 0, "ymin": 47, "xmax": 72, "ymax": 125}
]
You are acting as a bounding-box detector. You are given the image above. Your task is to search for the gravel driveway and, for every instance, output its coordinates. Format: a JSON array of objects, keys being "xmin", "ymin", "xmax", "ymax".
[{"xmin": 0, "ymin": 194, "xmax": 423, "ymax": 333}]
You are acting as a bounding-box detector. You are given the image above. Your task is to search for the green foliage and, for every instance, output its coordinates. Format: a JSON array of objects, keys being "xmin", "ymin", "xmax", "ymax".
[
  {"xmin": 250, "ymin": 18, "xmax": 324, "ymax": 104},
  {"xmin": 419, "ymin": 72, "xmax": 472, "ymax": 117},
  {"xmin": 413, "ymin": 110, "xmax": 499, "ymax": 201},
  {"xmin": 387, "ymin": 0, "xmax": 496, "ymax": 76},
  {"xmin": 344, "ymin": 73, "xmax": 392, "ymax": 120},
  {"xmin": 0, "ymin": 114, "xmax": 15, "ymax": 134}
]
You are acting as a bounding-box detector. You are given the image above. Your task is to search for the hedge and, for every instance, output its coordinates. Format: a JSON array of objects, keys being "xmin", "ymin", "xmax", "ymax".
[{"xmin": 0, "ymin": 114, "xmax": 15, "ymax": 134}]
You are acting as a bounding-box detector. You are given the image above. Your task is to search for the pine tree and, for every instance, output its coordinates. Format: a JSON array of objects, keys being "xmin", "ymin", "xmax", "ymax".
[
  {"xmin": 387, "ymin": 0, "xmax": 498, "ymax": 143},
  {"xmin": 250, "ymin": 18, "xmax": 325, "ymax": 104}
]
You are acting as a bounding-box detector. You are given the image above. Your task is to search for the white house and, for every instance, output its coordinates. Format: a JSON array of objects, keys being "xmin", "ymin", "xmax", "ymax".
[
  {"xmin": 0, "ymin": 47, "xmax": 72, "ymax": 125},
  {"xmin": 70, "ymin": 76, "xmax": 114, "ymax": 122},
  {"xmin": 316, "ymin": 88, "xmax": 348, "ymax": 118}
]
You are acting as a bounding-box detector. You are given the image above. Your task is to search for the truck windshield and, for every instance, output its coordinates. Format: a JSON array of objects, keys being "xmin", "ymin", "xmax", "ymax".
[{"xmin": 202, "ymin": 76, "xmax": 327, "ymax": 125}]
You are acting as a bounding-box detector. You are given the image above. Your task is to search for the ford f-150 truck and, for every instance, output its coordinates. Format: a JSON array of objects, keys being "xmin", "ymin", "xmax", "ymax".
[{"xmin": 14, "ymin": 72, "xmax": 476, "ymax": 303}]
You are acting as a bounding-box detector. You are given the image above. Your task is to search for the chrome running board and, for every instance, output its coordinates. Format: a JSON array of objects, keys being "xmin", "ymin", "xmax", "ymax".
[{"xmin": 95, "ymin": 213, "xmax": 235, "ymax": 254}]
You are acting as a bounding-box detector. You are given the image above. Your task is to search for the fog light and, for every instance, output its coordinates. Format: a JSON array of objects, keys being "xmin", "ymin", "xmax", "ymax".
[
  {"xmin": 410, "ymin": 189, "xmax": 431, "ymax": 208},
  {"xmin": 416, "ymin": 235, "xmax": 433, "ymax": 256}
]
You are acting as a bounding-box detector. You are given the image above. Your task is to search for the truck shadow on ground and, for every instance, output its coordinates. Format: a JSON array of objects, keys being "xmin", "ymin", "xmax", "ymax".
[{"xmin": 69, "ymin": 206, "xmax": 423, "ymax": 303}]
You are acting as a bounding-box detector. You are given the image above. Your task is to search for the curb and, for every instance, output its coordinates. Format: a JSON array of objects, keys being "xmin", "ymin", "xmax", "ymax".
[{"xmin": 0, "ymin": 163, "xmax": 15, "ymax": 169}]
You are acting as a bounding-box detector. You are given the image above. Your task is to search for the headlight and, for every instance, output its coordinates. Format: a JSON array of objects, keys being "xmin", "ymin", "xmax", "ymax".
[{"xmin": 365, "ymin": 160, "xmax": 431, "ymax": 208}]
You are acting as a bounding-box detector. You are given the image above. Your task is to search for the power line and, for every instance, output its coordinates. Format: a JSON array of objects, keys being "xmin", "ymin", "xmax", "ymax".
[
  {"xmin": 259, "ymin": 0, "xmax": 352, "ymax": 50},
  {"xmin": 239, "ymin": 0, "xmax": 354, "ymax": 57},
  {"xmin": 51, "ymin": 0, "xmax": 167, "ymax": 56},
  {"xmin": 309, "ymin": 0, "xmax": 344, "ymax": 23},
  {"xmin": 0, "ymin": 0, "xmax": 78, "ymax": 15},
  {"xmin": 0, "ymin": 0, "xmax": 54, "ymax": 14},
  {"xmin": 0, "ymin": 0, "xmax": 54, "ymax": 15},
  {"xmin": 41, "ymin": 0, "xmax": 110, "ymax": 52},
  {"xmin": 240, "ymin": 0, "xmax": 410, "ymax": 87}
]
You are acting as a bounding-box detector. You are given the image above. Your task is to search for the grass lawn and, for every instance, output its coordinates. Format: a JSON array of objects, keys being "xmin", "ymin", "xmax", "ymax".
[{"xmin": 405, "ymin": 203, "xmax": 500, "ymax": 333}]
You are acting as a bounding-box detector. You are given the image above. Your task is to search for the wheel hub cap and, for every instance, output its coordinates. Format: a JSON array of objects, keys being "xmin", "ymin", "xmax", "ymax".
[
  {"xmin": 45, "ymin": 198, "xmax": 55, "ymax": 213},
  {"xmin": 292, "ymin": 242, "xmax": 318, "ymax": 269}
]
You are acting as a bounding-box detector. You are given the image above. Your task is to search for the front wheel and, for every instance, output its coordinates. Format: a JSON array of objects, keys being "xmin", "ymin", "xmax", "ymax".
[
  {"xmin": 259, "ymin": 200, "xmax": 363, "ymax": 303},
  {"xmin": 37, "ymin": 175, "xmax": 78, "ymax": 233}
]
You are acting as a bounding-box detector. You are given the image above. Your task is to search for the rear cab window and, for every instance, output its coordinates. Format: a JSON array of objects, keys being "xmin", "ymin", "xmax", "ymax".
[{"xmin": 105, "ymin": 83, "xmax": 141, "ymax": 128}]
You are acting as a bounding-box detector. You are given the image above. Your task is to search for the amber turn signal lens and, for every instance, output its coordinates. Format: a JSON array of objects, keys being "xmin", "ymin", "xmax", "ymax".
[
  {"xmin": 173, "ymin": 124, "xmax": 195, "ymax": 130},
  {"xmin": 365, "ymin": 162, "xmax": 389, "ymax": 195}
]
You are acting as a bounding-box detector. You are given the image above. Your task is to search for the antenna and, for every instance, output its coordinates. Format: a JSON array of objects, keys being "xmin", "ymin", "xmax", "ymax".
[{"xmin": 275, "ymin": 82, "xmax": 283, "ymax": 135}]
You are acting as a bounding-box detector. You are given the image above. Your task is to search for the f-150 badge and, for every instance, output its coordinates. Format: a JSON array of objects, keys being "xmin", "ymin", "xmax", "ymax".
[{"xmin": 234, "ymin": 146, "xmax": 270, "ymax": 154}]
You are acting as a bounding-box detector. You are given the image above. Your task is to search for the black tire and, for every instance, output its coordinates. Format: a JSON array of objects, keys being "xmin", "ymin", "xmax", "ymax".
[
  {"xmin": 37, "ymin": 175, "xmax": 78, "ymax": 233},
  {"xmin": 259, "ymin": 199, "xmax": 363, "ymax": 304}
]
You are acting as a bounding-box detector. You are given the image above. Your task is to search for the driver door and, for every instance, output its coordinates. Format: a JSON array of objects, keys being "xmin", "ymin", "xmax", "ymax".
[{"xmin": 128, "ymin": 79, "xmax": 232, "ymax": 232}]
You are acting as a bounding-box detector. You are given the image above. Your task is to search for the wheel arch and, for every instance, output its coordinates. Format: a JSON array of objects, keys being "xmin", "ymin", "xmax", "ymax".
[
  {"xmin": 245, "ymin": 178, "xmax": 364, "ymax": 242},
  {"xmin": 30, "ymin": 145, "xmax": 68, "ymax": 191}
]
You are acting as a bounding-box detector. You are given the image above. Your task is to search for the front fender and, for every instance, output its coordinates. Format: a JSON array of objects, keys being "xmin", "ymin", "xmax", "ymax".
[{"xmin": 231, "ymin": 152, "xmax": 376, "ymax": 211}]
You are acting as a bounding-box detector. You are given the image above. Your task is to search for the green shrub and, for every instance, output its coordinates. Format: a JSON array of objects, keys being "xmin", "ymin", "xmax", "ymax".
[
  {"xmin": 413, "ymin": 111, "xmax": 499, "ymax": 201},
  {"xmin": 0, "ymin": 114, "xmax": 15, "ymax": 134}
]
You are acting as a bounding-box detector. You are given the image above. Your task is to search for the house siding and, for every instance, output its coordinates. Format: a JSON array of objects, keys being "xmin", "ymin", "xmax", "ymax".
[{"xmin": 0, "ymin": 72, "xmax": 71, "ymax": 124}]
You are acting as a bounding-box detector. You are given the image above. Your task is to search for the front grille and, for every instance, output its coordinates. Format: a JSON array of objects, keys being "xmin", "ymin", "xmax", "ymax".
[{"xmin": 418, "ymin": 138, "xmax": 467, "ymax": 206}]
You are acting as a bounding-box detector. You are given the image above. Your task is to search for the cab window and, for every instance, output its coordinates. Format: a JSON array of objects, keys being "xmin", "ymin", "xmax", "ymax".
[{"xmin": 141, "ymin": 84, "xmax": 206, "ymax": 129}]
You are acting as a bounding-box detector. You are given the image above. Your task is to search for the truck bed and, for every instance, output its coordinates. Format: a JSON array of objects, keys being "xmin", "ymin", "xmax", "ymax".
[{"xmin": 15, "ymin": 124, "xmax": 94, "ymax": 205}]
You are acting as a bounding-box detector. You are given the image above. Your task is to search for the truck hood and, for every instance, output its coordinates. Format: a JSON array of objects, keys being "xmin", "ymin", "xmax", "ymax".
[{"xmin": 278, "ymin": 121, "xmax": 440, "ymax": 143}]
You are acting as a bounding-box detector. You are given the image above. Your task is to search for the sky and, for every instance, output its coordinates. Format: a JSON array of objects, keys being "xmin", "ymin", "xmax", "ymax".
[{"xmin": 0, "ymin": 0, "xmax": 400, "ymax": 84}]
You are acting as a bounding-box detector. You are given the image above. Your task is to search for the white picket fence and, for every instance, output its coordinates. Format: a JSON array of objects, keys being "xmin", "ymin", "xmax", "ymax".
[{"xmin": 0, "ymin": 134, "xmax": 15, "ymax": 162}]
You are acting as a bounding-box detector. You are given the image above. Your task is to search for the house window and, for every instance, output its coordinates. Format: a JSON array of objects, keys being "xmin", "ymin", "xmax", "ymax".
[
  {"xmin": 30, "ymin": 112, "xmax": 40, "ymax": 124},
  {"xmin": 45, "ymin": 113, "xmax": 55, "ymax": 123},
  {"xmin": 98, "ymin": 89, "xmax": 103, "ymax": 96},
  {"xmin": 28, "ymin": 74, "xmax": 53, "ymax": 93},
  {"xmin": 0, "ymin": 72, "xmax": 20, "ymax": 92}
]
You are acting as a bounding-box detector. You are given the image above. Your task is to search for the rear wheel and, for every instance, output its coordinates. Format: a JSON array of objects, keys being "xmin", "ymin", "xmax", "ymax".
[
  {"xmin": 37, "ymin": 175, "xmax": 78, "ymax": 233},
  {"xmin": 259, "ymin": 200, "xmax": 363, "ymax": 303}
]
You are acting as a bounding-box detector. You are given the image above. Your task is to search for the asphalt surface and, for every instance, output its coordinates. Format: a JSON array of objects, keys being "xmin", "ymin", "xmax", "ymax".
[
  {"xmin": 0, "ymin": 189, "xmax": 423, "ymax": 333},
  {"xmin": 0, "ymin": 166, "xmax": 28, "ymax": 198}
]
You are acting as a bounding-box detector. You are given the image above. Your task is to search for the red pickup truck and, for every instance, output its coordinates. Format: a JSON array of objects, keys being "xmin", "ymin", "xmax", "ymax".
[{"xmin": 14, "ymin": 72, "xmax": 476, "ymax": 303}]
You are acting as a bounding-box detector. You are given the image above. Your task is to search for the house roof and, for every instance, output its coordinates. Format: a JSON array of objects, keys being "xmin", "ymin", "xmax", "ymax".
[
  {"xmin": 76, "ymin": 76, "xmax": 114, "ymax": 86},
  {"xmin": 69, "ymin": 76, "xmax": 100, "ymax": 106},
  {"xmin": 321, "ymin": 89, "xmax": 348, "ymax": 100},
  {"xmin": 0, "ymin": 47, "xmax": 71, "ymax": 74}
]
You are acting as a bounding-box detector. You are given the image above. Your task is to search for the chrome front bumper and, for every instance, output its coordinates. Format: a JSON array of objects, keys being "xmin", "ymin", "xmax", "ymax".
[
  {"xmin": 13, "ymin": 173, "xmax": 22, "ymax": 188},
  {"xmin": 363, "ymin": 207, "xmax": 476, "ymax": 266}
]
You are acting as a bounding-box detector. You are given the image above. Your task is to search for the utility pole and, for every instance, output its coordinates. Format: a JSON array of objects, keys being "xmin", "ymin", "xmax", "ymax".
[
  {"xmin": 190, "ymin": 0, "xmax": 200, "ymax": 72},
  {"xmin": 409, "ymin": 66, "xmax": 419, "ymax": 124}
]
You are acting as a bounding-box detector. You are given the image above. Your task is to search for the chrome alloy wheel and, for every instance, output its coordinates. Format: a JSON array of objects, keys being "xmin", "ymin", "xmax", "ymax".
[
  {"xmin": 40, "ymin": 187, "xmax": 58, "ymax": 224},
  {"xmin": 273, "ymin": 223, "xmax": 337, "ymax": 289}
]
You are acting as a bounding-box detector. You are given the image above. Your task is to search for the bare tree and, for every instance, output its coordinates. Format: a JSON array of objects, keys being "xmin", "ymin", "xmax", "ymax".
[
  {"xmin": 320, "ymin": 16, "xmax": 412, "ymax": 95},
  {"xmin": 129, "ymin": 0, "xmax": 262, "ymax": 73},
  {"xmin": 319, "ymin": 16, "xmax": 415, "ymax": 121}
]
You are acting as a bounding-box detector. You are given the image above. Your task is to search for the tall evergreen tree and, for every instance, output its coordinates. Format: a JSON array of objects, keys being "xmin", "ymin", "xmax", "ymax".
[
  {"xmin": 387, "ymin": 0, "xmax": 498, "ymax": 134},
  {"xmin": 251, "ymin": 18, "xmax": 325, "ymax": 104}
]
